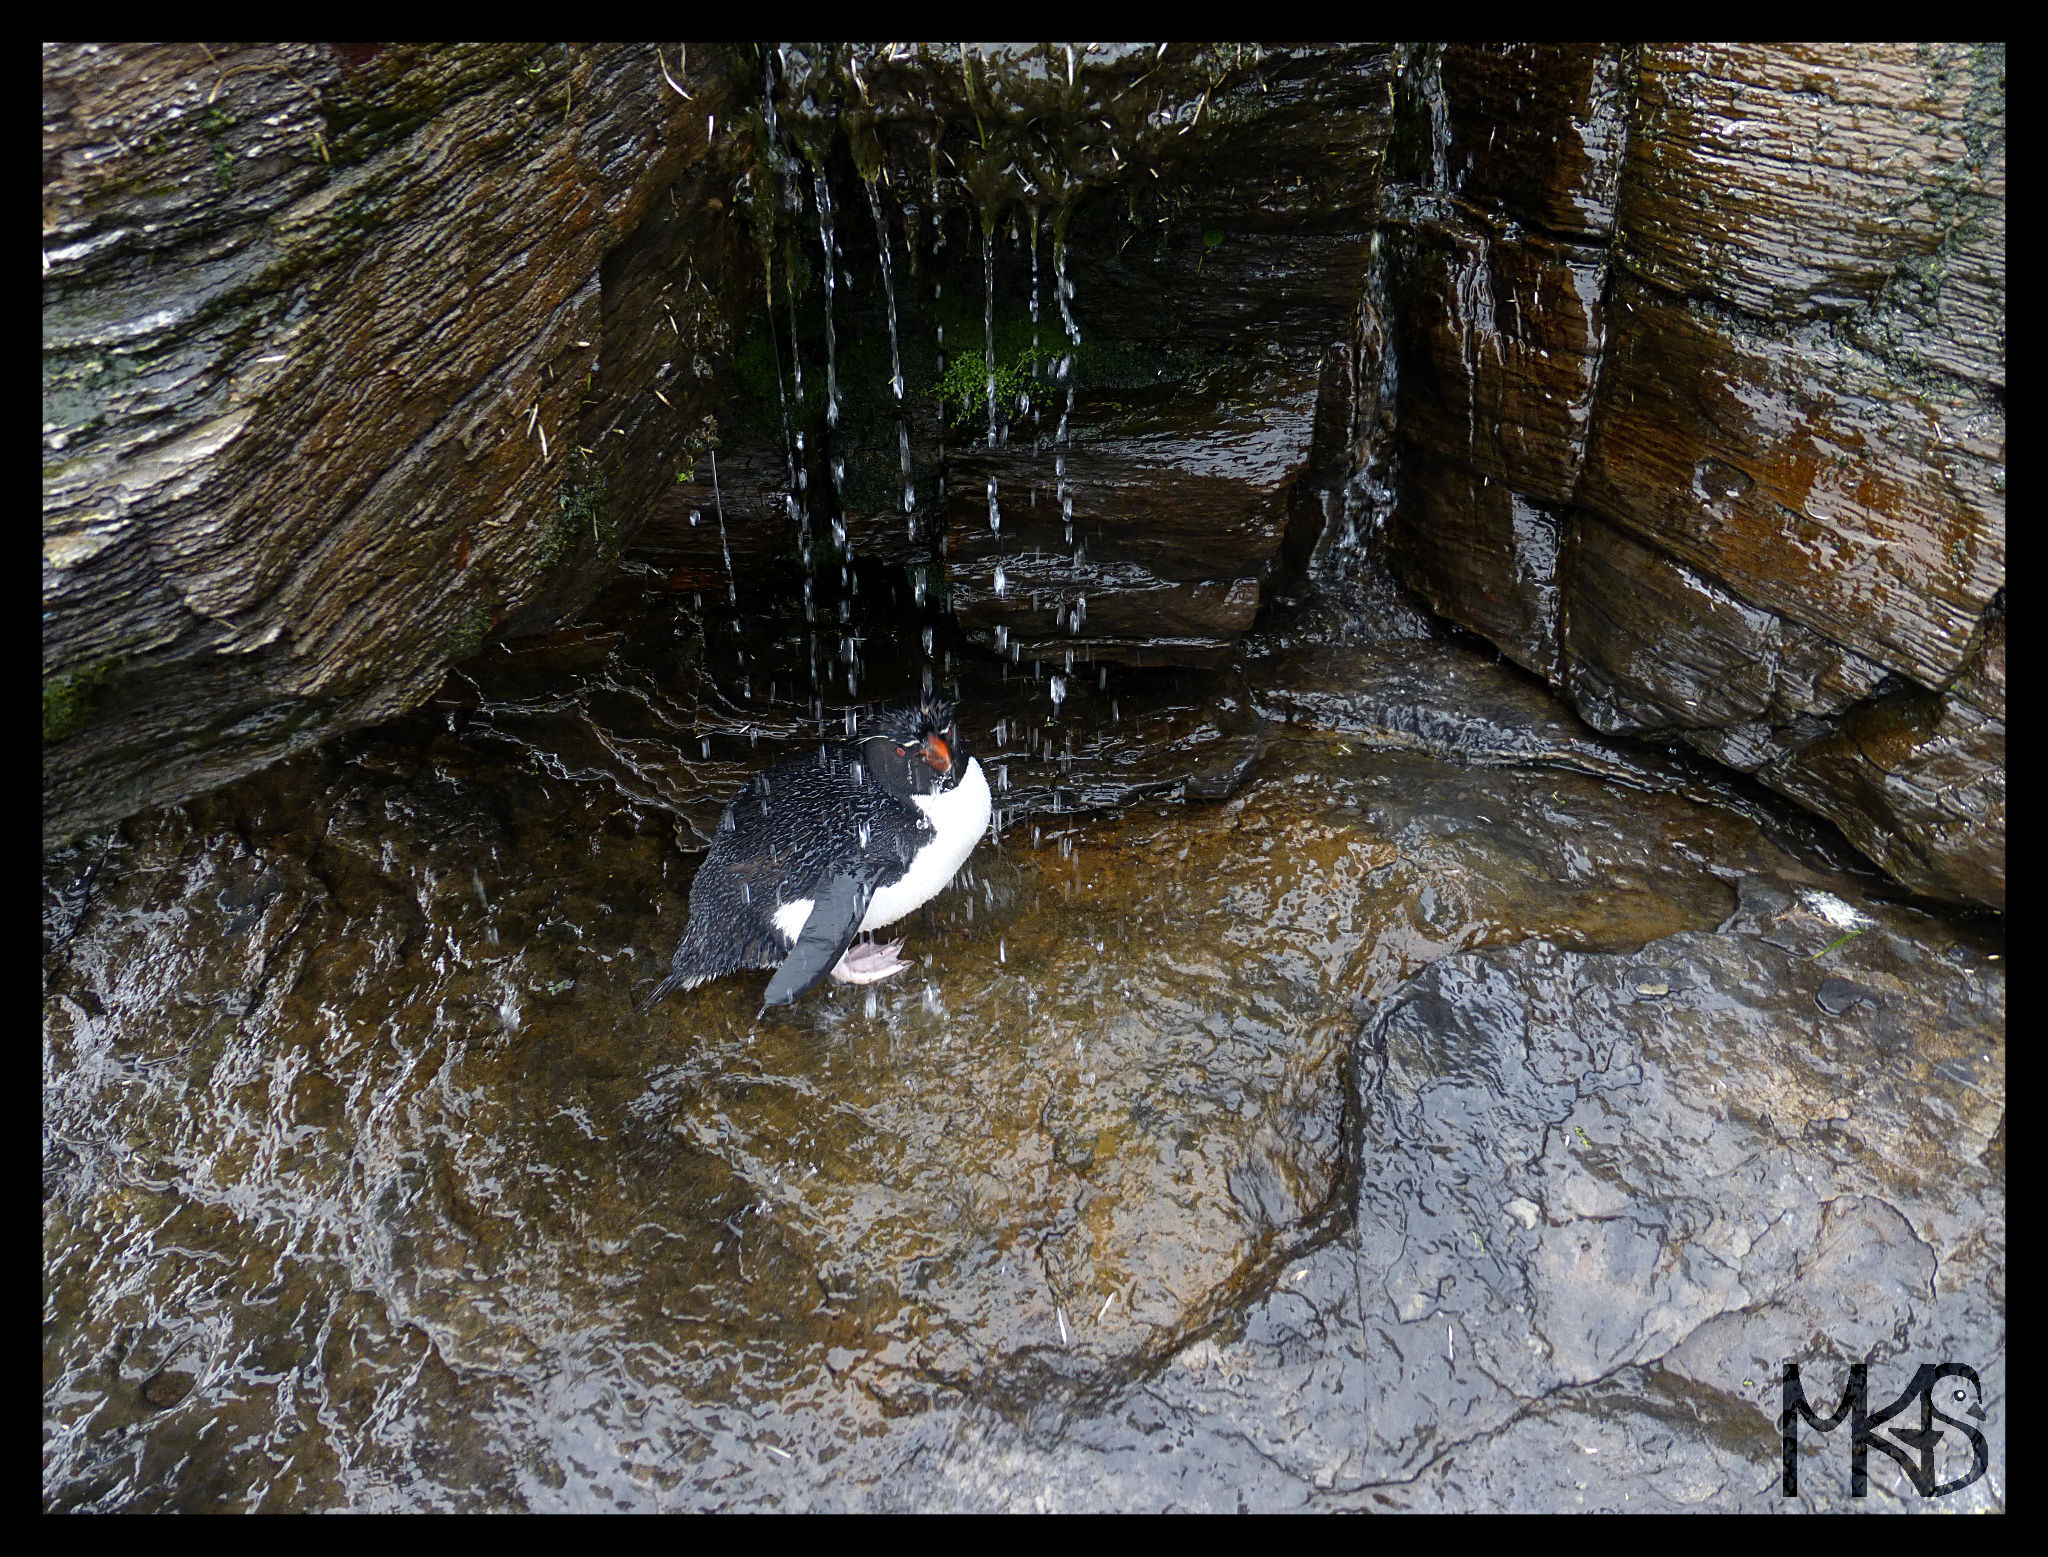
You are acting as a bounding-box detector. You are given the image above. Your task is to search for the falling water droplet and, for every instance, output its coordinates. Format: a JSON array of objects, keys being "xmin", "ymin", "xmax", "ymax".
[
  {"xmin": 868, "ymin": 179, "xmax": 907, "ymax": 404},
  {"xmin": 786, "ymin": 270, "xmax": 804, "ymax": 406},
  {"xmin": 983, "ymin": 221, "xmax": 999, "ymax": 448},
  {"xmin": 816, "ymin": 170, "xmax": 841, "ymax": 428},
  {"xmin": 994, "ymin": 564, "xmax": 1008, "ymax": 599},
  {"xmin": 1028, "ymin": 204, "xmax": 1041, "ymax": 329},
  {"xmin": 711, "ymin": 450, "xmax": 736, "ymax": 607},
  {"xmin": 1054, "ymin": 227, "xmax": 1082, "ymax": 346}
]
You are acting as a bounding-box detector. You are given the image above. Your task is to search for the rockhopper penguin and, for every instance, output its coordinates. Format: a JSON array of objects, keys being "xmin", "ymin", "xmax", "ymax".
[{"xmin": 641, "ymin": 696, "xmax": 992, "ymax": 1010}]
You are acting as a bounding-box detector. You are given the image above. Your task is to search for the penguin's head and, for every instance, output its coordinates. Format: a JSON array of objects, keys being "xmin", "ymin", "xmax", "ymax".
[{"xmin": 859, "ymin": 696, "xmax": 971, "ymax": 797}]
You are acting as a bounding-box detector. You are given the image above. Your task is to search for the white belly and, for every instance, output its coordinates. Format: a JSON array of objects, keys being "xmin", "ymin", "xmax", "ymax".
[
  {"xmin": 768, "ymin": 757, "xmax": 993, "ymax": 943},
  {"xmin": 863, "ymin": 755, "xmax": 992, "ymax": 929}
]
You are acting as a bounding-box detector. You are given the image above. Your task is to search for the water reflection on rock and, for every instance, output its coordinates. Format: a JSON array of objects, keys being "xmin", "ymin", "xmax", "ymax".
[{"xmin": 43, "ymin": 576, "xmax": 2001, "ymax": 1510}]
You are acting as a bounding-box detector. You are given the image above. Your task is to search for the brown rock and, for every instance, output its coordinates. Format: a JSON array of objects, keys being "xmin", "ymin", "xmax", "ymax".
[
  {"xmin": 1385, "ymin": 444, "xmax": 1562, "ymax": 681},
  {"xmin": 1764, "ymin": 609, "xmax": 2005, "ymax": 907},
  {"xmin": 945, "ymin": 358, "xmax": 1319, "ymax": 666},
  {"xmin": 1438, "ymin": 43, "xmax": 1632, "ymax": 239},
  {"xmin": 42, "ymin": 43, "xmax": 754, "ymax": 848},
  {"xmin": 1391, "ymin": 224, "xmax": 1607, "ymax": 505},
  {"xmin": 1623, "ymin": 43, "xmax": 2004, "ymax": 333},
  {"xmin": 1582, "ymin": 276, "xmax": 2002, "ymax": 691}
]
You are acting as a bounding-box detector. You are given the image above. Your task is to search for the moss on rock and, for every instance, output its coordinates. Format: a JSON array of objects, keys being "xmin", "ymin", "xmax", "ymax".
[{"xmin": 43, "ymin": 658, "xmax": 125, "ymax": 744}]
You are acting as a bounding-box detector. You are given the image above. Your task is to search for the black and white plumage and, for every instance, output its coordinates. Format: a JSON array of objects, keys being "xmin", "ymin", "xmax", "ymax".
[{"xmin": 641, "ymin": 695, "xmax": 992, "ymax": 1010}]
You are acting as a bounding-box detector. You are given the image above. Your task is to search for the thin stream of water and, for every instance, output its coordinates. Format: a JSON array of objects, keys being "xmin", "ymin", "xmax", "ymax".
[
  {"xmin": 865, "ymin": 179, "xmax": 916, "ymax": 533},
  {"xmin": 982, "ymin": 223, "xmax": 998, "ymax": 448},
  {"xmin": 816, "ymin": 169, "xmax": 840, "ymax": 429}
]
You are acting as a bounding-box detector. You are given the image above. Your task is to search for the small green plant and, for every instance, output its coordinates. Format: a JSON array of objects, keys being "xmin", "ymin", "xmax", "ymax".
[
  {"xmin": 538, "ymin": 460, "xmax": 613, "ymax": 574},
  {"xmin": 934, "ymin": 339, "xmax": 1063, "ymax": 433},
  {"xmin": 1810, "ymin": 929, "xmax": 1869, "ymax": 960}
]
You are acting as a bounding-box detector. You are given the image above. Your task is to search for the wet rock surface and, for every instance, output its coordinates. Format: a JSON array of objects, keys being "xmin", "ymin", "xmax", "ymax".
[
  {"xmin": 45, "ymin": 39, "xmax": 2004, "ymax": 1512},
  {"xmin": 46, "ymin": 42, "xmax": 2003, "ymax": 908},
  {"xmin": 717, "ymin": 44, "xmax": 1391, "ymax": 675},
  {"xmin": 43, "ymin": 578, "xmax": 2001, "ymax": 1509},
  {"xmin": 1326, "ymin": 896, "xmax": 2003, "ymax": 1509},
  {"xmin": 43, "ymin": 42, "xmax": 754, "ymax": 849},
  {"xmin": 618, "ymin": 40, "xmax": 2009, "ymax": 907},
  {"xmin": 1376, "ymin": 43, "xmax": 2004, "ymax": 907},
  {"xmin": 945, "ymin": 354, "xmax": 1320, "ymax": 668}
]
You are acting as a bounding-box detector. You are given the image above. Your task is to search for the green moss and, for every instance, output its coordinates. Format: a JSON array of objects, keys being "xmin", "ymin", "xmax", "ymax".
[
  {"xmin": 43, "ymin": 658, "xmax": 124, "ymax": 743},
  {"xmin": 41, "ymin": 350, "xmax": 141, "ymax": 443},
  {"xmin": 203, "ymin": 104, "xmax": 236, "ymax": 188},
  {"xmin": 444, "ymin": 603, "xmax": 494, "ymax": 663},
  {"xmin": 721, "ymin": 154, "xmax": 1199, "ymax": 520},
  {"xmin": 927, "ymin": 291, "xmax": 1187, "ymax": 439},
  {"xmin": 731, "ymin": 323, "xmax": 814, "ymax": 426},
  {"xmin": 733, "ymin": 105, "xmax": 780, "ymax": 254}
]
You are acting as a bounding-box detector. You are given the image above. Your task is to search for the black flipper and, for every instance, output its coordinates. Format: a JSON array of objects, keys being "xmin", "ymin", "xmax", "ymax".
[{"xmin": 761, "ymin": 873, "xmax": 872, "ymax": 1007}]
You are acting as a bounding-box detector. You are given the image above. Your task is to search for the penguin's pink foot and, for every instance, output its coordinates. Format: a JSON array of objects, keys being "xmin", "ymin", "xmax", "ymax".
[{"xmin": 830, "ymin": 939, "xmax": 910, "ymax": 984}]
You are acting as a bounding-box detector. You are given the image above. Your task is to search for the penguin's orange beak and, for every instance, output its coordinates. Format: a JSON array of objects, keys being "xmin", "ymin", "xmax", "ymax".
[{"xmin": 921, "ymin": 733, "xmax": 952, "ymax": 774}]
